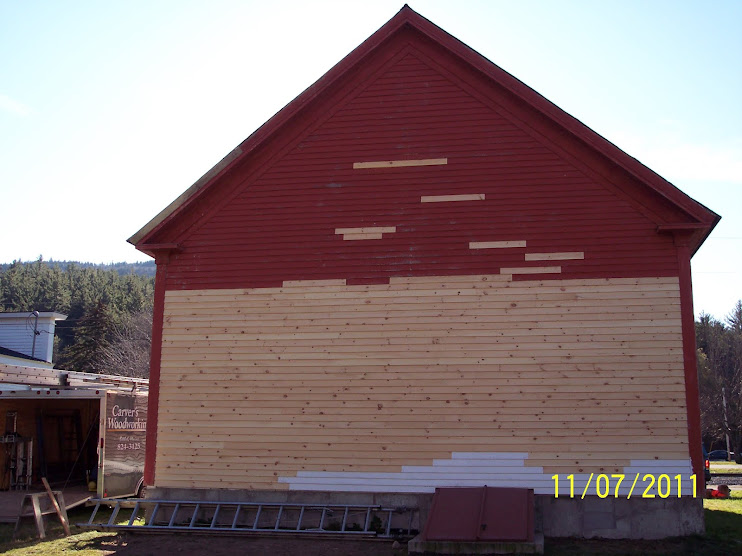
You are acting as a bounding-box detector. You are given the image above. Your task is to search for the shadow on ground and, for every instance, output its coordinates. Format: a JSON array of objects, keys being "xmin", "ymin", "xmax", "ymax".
[{"xmin": 69, "ymin": 533, "xmax": 404, "ymax": 556}]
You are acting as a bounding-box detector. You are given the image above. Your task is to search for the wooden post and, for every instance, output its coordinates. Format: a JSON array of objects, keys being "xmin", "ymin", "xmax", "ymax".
[{"xmin": 41, "ymin": 477, "xmax": 70, "ymax": 536}]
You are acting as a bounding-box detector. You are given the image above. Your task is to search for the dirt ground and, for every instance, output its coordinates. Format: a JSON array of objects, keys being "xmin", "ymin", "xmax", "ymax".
[{"xmin": 92, "ymin": 533, "xmax": 405, "ymax": 556}]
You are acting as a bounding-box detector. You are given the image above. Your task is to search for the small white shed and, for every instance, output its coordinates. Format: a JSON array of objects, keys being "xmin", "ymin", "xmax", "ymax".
[{"xmin": 0, "ymin": 312, "xmax": 67, "ymax": 368}]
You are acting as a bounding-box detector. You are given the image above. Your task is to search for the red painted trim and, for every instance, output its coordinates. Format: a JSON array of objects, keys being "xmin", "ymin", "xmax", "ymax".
[
  {"xmin": 143, "ymin": 256, "xmax": 169, "ymax": 486},
  {"xmin": 676, "ymin": 237, "xmax": 704, "ymax": 494},
  {"xmin": 138, "ymin": 243, "xmax": 181, "ymax": 259}
]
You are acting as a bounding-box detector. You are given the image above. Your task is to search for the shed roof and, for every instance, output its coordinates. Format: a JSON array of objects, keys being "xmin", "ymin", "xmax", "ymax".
[
  {"xmin": 0, "ymin": 312, "xmax": 68, "ymax": 321},
  {"xmin": 130, "ymin": 5, "xmax": 719, "ymax": 255},
  {"xmin": 0, "ymin": 346, "xmax": 48, "ymax": 363}
]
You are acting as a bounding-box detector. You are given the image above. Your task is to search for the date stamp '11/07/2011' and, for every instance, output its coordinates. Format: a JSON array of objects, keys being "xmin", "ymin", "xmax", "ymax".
[{"xmin": 552, "ymin": 473, "xmax": 698, "ymax": 499}]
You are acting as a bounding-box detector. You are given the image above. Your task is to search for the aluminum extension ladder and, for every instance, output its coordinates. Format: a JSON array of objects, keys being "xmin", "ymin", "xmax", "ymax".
[{"xmin": 79, "ymin": 498, "xmax": 417, "ymax": 538}]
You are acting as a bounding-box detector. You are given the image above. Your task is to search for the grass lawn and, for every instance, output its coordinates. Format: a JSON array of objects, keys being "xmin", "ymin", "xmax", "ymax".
[
  {"xmin": 711, "ymin": 461, "xmax": 742, "ymax": 474},
  {"xmin": 0, "ymin": 506, "xmax": 123, "ymax": 556},
  {"xmin": 0, "ymin": 495, "xmax": 739, "ymax": 555},
  {"xmin": 704, "ymin": 490, "xmax": 742, "ymax": 542}
]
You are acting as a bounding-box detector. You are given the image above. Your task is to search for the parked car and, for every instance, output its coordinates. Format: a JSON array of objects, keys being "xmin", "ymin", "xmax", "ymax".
[
  {"xmin": 703, "ymin": 445, "xmax": 711, "ymax": 482},
  {"xmin": 708, "ymin": 449, "xmax": 732, "ymax": 461}
]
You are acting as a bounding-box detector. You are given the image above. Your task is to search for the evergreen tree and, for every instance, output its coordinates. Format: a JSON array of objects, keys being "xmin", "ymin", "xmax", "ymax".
[
  {"xmin": 0, "ymin": 258, "xmax": 155, "ymax": 376},
  {"xmin": 56, "ymin": 300, "xmax": 115, "ymax": 372}
]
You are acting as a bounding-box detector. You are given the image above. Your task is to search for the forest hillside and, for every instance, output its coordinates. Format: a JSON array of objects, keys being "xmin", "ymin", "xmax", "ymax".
[{"xmin": 0, "ymin": 258, "xmax": 154, "ymax": 377}]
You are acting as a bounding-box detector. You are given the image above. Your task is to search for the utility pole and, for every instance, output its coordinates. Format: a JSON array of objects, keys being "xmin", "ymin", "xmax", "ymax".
[
  {"xmin": 722, "ymin": 387, "xmax": 732, "ymax": 461},
  {"xmin": 30, "ymin": 310, "xmax": 40, "ymax": 359}
]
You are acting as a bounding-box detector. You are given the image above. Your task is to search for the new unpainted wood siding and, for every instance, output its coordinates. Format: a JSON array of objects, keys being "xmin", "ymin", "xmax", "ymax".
[
  {"xmin": 144, "ymin": 28, "xmax": 699, "ymax": 494},
  {"xmin": 155, "ymin": 275, "xmax": 688, "ymax": 492}
]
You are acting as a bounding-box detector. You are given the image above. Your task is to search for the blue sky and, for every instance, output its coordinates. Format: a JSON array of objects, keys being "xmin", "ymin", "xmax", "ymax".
[{"xmin": 1, "ymin": 0, "xmax": 740, "ymax": 319}]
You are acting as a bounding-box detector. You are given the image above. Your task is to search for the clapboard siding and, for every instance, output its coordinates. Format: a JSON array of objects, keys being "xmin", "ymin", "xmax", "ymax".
[
  {"xmin": 154, "ymin": 275, "xmax": 687, "ymax": 490},
  {"xmin": 162, "ymin": 51, "xmax": 677, "ymax": 291},
  {"xmin": 0, "ymin": 314, "xmax": 62, "ymax": 363},
  {"xmin": 130, "ymin": 8, "xmax": 718, "ymax": 502}
]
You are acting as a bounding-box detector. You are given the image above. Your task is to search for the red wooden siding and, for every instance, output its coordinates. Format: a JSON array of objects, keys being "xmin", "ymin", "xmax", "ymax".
[
  {"xmin": 135, "ymin": 7, "xmax": 719, "ymax": 500},
  {"xmin": 162, "ymin": 50, "xmax": 677, "ymax": 290}
]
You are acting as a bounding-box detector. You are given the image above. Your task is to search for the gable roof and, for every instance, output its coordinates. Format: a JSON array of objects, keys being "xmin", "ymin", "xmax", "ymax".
[{"xmin": 130, "ymin": 4, "xmax": 719, "ymax": 256}]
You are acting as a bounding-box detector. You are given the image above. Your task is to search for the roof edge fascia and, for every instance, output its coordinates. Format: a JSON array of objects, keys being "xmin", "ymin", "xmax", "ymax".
[
  {"xmin": 129, "ymin": 5, "xmax": 416, "ymax": 249},
  {"xmin": 401, "ymin": 7, "xmax": 720, "ymax": 236}
]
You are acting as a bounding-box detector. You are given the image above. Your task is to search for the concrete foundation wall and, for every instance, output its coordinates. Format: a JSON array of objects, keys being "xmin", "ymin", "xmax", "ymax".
[
  {"xmin": 537, "ymin": 495, "xmax": 704, "ymax": 539},
  {"xmin": 146, "ymin": 488, "xmax": 704, "ymax": 540}
]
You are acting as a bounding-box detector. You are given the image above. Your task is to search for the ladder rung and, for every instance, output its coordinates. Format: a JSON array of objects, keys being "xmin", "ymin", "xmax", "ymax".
[
  {"xmin": 210, "ymin": 505, "xmax": 220, "ymax": 528},
  {"xmin": 148, "ymin": 503, "xmax": 160, "ymax": 526},
  {"xmin": 189, "ymin": 504, "xmax": 201, "ymax": 528},
  {"xmin": 295, "ymin": 506, "xmax": 305, "ymax": 531},
  {"xmin": 108, "ymin": 502, "xmax": 121, "ymax": 526},
  {"xmin": 341, "ymin": 507, "xmax": 349, "ymax": 532},
  {"xmin": 364, "ymin": 507, "xmax": 371, "ymax": 532},
  {"xmin": 169, "ymin": 503, "xmax": 181, "ymax": 527},
  {"xmin": 231, "ymin": 505, "xmax": 241, "ymax": 529},
  {"xmin": 128, "ymin": 502, "xmax": 140, "ymax": 526},
  {"xmin": 252, "ymin": 505, "xmax": 262, "ymax": 530},
  {"xmin": 274, "ymin": 506, "xmax": 283, "ymax": 530},
  {"xmin": 87, "ymin": 502, "xmax": 100, "ymax": 525}
]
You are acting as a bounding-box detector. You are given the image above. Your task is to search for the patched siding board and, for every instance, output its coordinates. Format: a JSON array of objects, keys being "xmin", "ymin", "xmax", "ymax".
[
  {"xmin": 162, "ymin": 52, "xmax": 677, "ymax": 291},
  {"xmin": 131, "ymin": 7, "xmax": 718, "ymax": 500},
  {"xmin": 154, "ymin": 275, "xmax": 687, "ymax": 490}
]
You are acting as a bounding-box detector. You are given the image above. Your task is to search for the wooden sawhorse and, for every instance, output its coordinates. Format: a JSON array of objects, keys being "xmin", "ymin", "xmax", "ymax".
[{"xmin": 13, "ymin": 490, "xmax": 69, "ymax": 539}]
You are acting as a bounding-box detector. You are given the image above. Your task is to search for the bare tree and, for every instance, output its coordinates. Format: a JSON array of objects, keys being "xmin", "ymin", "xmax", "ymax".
[
  {"xmin": 725, "ymin": 301, "xmax": 742, "ymax": 462},
  {"xmin": 697, "ymin": 303, "xmax": 742, "ymax": 462},
  {"xmin": 95, "ymin": 309, "xmax": 152, "ymax": 378}
]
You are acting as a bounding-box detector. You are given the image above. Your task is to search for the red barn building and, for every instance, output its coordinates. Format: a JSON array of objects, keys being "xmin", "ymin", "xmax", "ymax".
[{"xmin": 130, "ymin": 6, "xmax": 718, "ymax": 539}]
